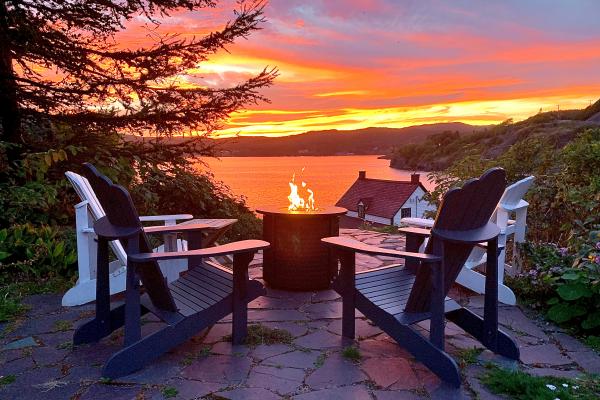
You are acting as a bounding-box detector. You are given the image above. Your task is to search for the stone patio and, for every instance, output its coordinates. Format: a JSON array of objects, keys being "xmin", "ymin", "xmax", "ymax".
[{"xmin": 1, "ymin": 229, "xmax": 599, "ymax": 399}]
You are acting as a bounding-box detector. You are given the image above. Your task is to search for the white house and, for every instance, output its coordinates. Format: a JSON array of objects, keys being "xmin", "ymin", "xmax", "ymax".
[{"xmin": 336, "ymin": 171, "xmax": 434, "ymax": 226}]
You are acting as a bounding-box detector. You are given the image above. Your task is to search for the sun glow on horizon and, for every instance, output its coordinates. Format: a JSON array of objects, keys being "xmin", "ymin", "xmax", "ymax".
[
  {"xmin": 206, "ymin": 94, "xmax": 596, "ymax": 138},
  {"xmin": 116, "ymin": 1, "xmax": 600, "ymax": 138}
]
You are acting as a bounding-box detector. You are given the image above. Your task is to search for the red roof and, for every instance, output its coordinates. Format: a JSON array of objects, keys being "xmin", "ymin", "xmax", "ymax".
[{"xmin": 336, "ymin": 178, "xmax": 425, "ymax": 219}]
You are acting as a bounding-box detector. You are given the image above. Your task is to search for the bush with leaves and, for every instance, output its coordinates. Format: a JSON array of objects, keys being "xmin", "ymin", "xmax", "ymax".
[
  {"xmin": 0, "ymin": 123, "xmax": 261, "ymax": 284},
  {"xmin": 0, "ymin": 224, "xmax": 77, "ymax": 283},
  {"xmin": 424, "ymin": 128, "xmax": 600, "ymax": 338},
  {"xmin": 424, "ymin": 128, "xmax": 600, "ymax": 245},
  {"xmin": 508, "ymin": 231, "xmax": 600, "ymax": 336},
  {"xmin": 545, "ymin": 229, "xmax": 600, "ymax": 332}
]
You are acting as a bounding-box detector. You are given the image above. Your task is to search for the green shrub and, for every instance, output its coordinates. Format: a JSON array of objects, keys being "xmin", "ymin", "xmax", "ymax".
[
  {"xmin": 425, "ymin": 128, "xmax": 600, "ymax": 245},
  {"xmin": 0, "ymin": 224, "xmax": 77, "ymax": 282},
  {"xmin": 423, "ymin": 128, "xmax": 600, "ymax": 337},
  {"xmin": 508, "ymin": 233, "xmax": 600, "ymax": 335}
]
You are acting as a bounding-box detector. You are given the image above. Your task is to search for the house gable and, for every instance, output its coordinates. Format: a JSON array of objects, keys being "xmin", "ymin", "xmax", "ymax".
[{"xmin": 336, "ymin": 173, "xmax": 427, "ymax": 220}]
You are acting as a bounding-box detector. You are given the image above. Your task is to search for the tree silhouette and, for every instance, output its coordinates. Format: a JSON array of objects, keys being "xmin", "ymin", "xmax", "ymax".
[{"xmin": 0, "ymin": 0, "xmax": 276, "ymax": 149}]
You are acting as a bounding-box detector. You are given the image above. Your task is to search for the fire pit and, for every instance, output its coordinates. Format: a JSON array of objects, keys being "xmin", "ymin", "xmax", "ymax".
[{"xmin": 256, "ymin": 206, "xmax": 347, "ymax": 291}]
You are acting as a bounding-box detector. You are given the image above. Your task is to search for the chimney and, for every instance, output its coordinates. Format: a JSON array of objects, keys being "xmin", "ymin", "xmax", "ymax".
[
  {"xmin": 358, "ymin": 171, "xmax": 366, "ymax": 180},
  {"xmin": 410, "ymin": 173, "xmax": 420, "ymax": 184}
]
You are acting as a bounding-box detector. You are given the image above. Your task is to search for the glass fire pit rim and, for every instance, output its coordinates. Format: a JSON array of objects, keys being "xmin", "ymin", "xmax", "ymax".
[{"xmin": 255, "ymin": 205, "xmax": 347, "ymax": 217}]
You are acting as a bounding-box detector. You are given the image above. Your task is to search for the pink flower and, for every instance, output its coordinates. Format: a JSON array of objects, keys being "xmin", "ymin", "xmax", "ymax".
[
  {"xmin": 596, "ymin": 241, "xmax": 600, "ymax": 250},
  {"xmin": 595, "ymin": 255, "xmax": 600, "ymax": 265}
]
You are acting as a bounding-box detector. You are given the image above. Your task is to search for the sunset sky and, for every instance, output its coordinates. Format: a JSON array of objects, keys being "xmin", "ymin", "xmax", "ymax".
[{"xmin": 122, "ymin": 0, "xmax": 600, "ymax": 137}]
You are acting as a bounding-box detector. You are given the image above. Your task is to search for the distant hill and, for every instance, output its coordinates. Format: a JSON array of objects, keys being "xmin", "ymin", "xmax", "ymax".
[
  {"xmin": 154, "ymin": 122, "xmax": 480, "ymax": 156},
  {"xmin": 587, "ymin": 110, "xmax": 600, "ymax": 122},
  {"xmin": 389, "ymin": 99, "xmax": 600, "ymax": 171}
]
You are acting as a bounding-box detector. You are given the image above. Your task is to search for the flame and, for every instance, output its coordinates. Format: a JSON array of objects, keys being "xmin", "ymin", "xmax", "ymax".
[{"xmin": 287, "ymin": 171, "xmax": 317, "ymax": 211}]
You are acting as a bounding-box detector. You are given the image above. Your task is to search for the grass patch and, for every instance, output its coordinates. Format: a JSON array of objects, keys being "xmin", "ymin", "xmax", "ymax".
[
  {"xmin": 161, "ymin": 386, "xmax": 178, "ymax": 398},
  {"xmin": 584, "ymin": 336, "xmax": 600, "ymax": 352},
  {"xmin": 341, "ymin": 346, "xmax": 361, "ymax": 363},
  {"xmin": 180, "ymin": 353, "xmax": 195, "ymax": 366},
  {"xmin": 180, "ymin": 346, "xmax": 211, "ymax": 366},
  {"xmin": 456, "ymin": 347, "xmax": 483, "ymax": 368},
  {"xmin": 358, "ymin": 222, "xmax": 399, "ymax": 234},
  {"xmin": 56, "ymin": 341, "xmax": 73, "ymax": 351},
  {"xmin": 0, "ymin": 277, "xmax": 71, "ymax": 323},
  {"xmin": 314, "ymin": 353, "xmax": 327, "ymax": 368},
  {"xmin": 54, "ymin": 320, "xmax": 72, "ymax": 332},
  {"xmin": 223, "ymin": 324, "xmax": 293, "ymax": 347},
  {"xmin": 0, "ymin": 292, "xmax": 26, "ymax": 323},
  {"xmin": 0, "ymin": 375, "xmax": 16, "ymax": 386},
  {"xmin": 480, "ymin": 365, "xmax": 600, "ymax": 400}
]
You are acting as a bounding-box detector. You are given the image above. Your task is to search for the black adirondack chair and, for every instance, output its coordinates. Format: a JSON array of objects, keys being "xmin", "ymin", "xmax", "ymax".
[
  {"xmin": 322, "ymin": 168, "xmax": 519, "ymax": 387},
  {"xmin": 72, "ymin": 163, "xmax": 269, "ymax": 378}
]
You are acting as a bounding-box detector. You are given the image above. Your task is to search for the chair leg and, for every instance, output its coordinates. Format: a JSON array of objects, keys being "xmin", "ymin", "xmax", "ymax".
[
  {"xmin": 232, "ymin": 252, "xmax": 253, "ymax": 345},
  {"xmin": 387, "ymin": 322, "xmax": 461, "ymax": 387},
  {"xmin": 498, "ymin": 283, "xmax": 517, "ymax": 306},
  {"xmin": 339, "ymin": 251, "xmax": 356, "ymax": 339},
  {"xmin": 74, "ymin": 237, "xmax": 113, "ymax": 344},
  {"xmin": 483, "ymin": 237, "xmax": 499, "ymax": 351},
  {"xmin": 446, "ymin": 308, "xmax": 519, "ymax": 360},
  {"xmin": 103, "ymin": 304, "xmax": 228, "ymax": 378},
  {"xmin": 74, "ymin": 304, "xmax": 126, "ymax": 345},
  {"xmin": 356, "ymin": 294, "xmax": 461, "ymax": 387},
  {"xmin": 429, "ymin": 240, "xmax": 445, "ymax": 349}
]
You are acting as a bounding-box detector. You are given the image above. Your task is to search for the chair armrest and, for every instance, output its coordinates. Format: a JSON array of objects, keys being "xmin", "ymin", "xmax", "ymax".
[
  {"xmin": 138, "ymin": 214, "xmax": 194, "ymax": 223},
  {"xmin": 398, "ymin": 227, "xmax": 432, "ymax": 238},
  {"xmin": 400, "ymin": 217, "xmax": 435, "ymax": 228},
  {"xmin": 94, "ymin": 217, "xmax": 141, "ymax": 240},
  {"xmin": 474, "ymin": 241, "xmax": 505, "ymax": 251},
  {"xmin": 499, "ymin": 199, "xmax": 529, "ymax": 212},
  {"xmin": 321, "ymin": 236, "xmax": 439, "ymax": 263},
  {"xmin": 129, "ymin": 240, "xmax": 270, "ymax": 263},
  {"xmin": 143, "ymin": 223, "xmax": 211, "ymax": 235}
]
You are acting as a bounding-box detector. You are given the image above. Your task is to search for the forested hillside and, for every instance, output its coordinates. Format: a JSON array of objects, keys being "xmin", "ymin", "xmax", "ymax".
[
  {"xmin": 407, "ymin": 100, "xmax": 600, "ymax": 342},
  {"xmin": 390, "ymin": 100, "xmax": 600, "ymax": 171}
]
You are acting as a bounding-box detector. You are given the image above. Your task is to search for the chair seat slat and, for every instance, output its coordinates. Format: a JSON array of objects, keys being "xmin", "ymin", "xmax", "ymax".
[
  {"xmin": 355, "ymin": 266, "xmax": 408, "ymax": 284},
  {"xmin": 203, "ymin": 262, "xmax": 235, "ymax": 280},
  {"xmin": 356, "ymin": 273, "xmax": 415, "ymax": 291},
  {"xmin": 174, "ymin": 280, "xmax": 221, "ymax": 309},
  {"xmin": 176, "ymin": 278, "xmax": 224, "ymax": 304},
  {"xmin": 180, "ymin": 273, "xmax": 231, "ymax": 300},
  {"xmin": 367, "ymin": 285, "xmax": 414, "ymax": 303},
  {"xmin": 167, "ymin": 290, "xmax": 199, "ymax": 317},
  {"xmin": 197, "ymin": 264, "xmax": 234, "ymax": 285},
  {"xmin": 356, "ymin": 264, "xmax": 404, "ymax": 278},
  {"xmin": 170, "ymin": 281, "xmax": 212, "ymax": 309},
  {"xmin": 185, "ymin": 269, "xmax": 232, "ymax": 294}
]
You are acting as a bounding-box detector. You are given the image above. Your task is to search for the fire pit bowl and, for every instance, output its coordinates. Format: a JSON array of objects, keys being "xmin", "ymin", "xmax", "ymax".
[{"xmin": 256, "ymin": 206, "xmax": 347, "ymax": 291}]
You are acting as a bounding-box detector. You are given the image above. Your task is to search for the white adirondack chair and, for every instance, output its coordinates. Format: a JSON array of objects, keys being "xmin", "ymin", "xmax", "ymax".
[
  {"xmin": 401, "ymin": 175, "xmax": 534, "ymax": 305},
  {"xmin": 63, "ymin": 171, "xmax": 236, "ymax": 306}
]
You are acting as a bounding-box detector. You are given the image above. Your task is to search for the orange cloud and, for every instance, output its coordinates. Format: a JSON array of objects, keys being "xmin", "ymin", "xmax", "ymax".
[{"xmin": 107, "ymin": 1, "xmax": 600, "ymax": 138}]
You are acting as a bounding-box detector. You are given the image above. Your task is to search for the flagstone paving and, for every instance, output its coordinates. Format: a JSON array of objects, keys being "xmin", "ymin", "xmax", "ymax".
[{"xmin": 1, "ymin": 229, "xmax": 600, "ymax": 399}]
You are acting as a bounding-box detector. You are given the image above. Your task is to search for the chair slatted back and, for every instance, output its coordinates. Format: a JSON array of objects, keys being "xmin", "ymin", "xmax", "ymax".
[
  {"xmin": 82, "ymin": 163, "xmax": 177, "ymax": 312},
  {"xmin": 497, "ymin": 176, "xmax": 534, "ymax": 211},
  {"xmin": 65, "ymin": 171, "xmax": 106, "ymax": 219},
  {"xmin": 405, "ymin": 168, "xmax": 506, "ymax": 313},
  {"xmin": 65, "ymin": 171, "xmax": 129, "ymax": 266}
]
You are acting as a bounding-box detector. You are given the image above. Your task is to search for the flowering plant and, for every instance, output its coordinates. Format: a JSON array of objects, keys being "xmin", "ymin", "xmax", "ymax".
[
  {"xmin": 546, "ymin": 229, "xmax": 600, "ymax": 332},
  {"xmin": 510, "ymin": 229, "xmax": 600, "ymax": 335}
]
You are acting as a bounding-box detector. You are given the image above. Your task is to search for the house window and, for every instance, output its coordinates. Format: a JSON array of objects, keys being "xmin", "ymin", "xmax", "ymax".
[
  {"xmin": 401, "ymin": 207, "xmax": 411, "ymax": 218},
  {"xmin": 358, "ymin": 204, "xmax": 365, "ymax": 219}
]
